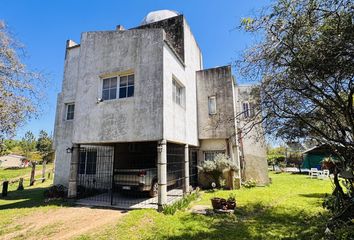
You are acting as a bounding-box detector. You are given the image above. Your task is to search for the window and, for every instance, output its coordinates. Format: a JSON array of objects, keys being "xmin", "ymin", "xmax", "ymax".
[
  {"xmin": 204, "ymin": 151, "xmax": 225, "ymax": 161},
  {"xmin": 102, "ymin": 74, "xmax": 134, "ymax": 100},
  {"xmin": 79, "ymin": 150, "xmax": 97, "ymax": 175},
  {"xmin": 119, "ymin": 74, "xmax": 134, "ymax": 98},
  {"xmin": 102, "ymin": 77, "xmax": 117, "ymax": 100},
  {"xmin": 172, "ymin": 79, "xmax": 184, "ymax": 106},
  {"xmin": 208, "ymin": 96, "xmax": 217, "ymax": 115},
  {"xmin": 242, "ymin": 102, "xmax": 255, "ymax": 118},
  {"xmin": 66, "ymin": 103, "xmax": 75, "ymax": 120}
]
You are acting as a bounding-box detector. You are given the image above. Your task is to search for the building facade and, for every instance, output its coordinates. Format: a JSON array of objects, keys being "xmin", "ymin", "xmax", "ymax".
[{"xmin": 53, "ymin": 10, "xmax": 268, "ymax": 208}]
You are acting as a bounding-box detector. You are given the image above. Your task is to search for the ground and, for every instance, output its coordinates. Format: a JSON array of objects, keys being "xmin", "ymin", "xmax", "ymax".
[{"xmin": 0, "ymin": 171, "xmax": 332, "ymax": 240}]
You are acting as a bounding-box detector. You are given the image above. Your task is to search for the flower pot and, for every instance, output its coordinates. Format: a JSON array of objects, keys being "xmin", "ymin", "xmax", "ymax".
[
  {"xmin": 211, "ymin": 198, "xmax": 227, "ymax": 209},
  {"xmin": 226, "ymin": 200, "xmax": 236, "ymax": 210}
]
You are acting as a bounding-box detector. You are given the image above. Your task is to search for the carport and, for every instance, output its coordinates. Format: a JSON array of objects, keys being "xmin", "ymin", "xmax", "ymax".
[{"xmin": 67, "ymin": 140, "xmax": 197, "ymax": 210}]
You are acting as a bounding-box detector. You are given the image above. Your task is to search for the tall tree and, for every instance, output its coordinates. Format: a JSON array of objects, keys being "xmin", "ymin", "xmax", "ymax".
[
  {"xmin": 239, "ymin": 0, "xmax": 353, "ymax": 230},
  {"xmin": 36, "ymin": 130, "xmax": 53, "ymax": 162},
  {"xmin": 0, "ymin": 21, "xmax": 46, "ymax": 148},
  {"xmin": 20, "ymin": 131, "xmax": 36, "ymax": 160}
]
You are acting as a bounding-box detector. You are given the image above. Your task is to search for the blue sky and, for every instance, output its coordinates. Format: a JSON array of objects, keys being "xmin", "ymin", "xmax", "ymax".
[{"xmin": 2, "ymin": 0, "xmax": 271, "ymax": 139}]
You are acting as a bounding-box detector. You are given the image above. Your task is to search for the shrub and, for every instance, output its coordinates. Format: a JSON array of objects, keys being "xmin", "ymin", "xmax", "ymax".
[
  {"xmin": 242, "ymin": 179, "xmax": 257, "ymax": 188},
  {"xmin": 198, "ymin": 154, "xmax": 238, "ymax": 187},
  {"xmin": 44, "ymin": 185, "xmax": 67, "ymax": 199},
  {"xmin": 162, "ymin": 189, "xmax": 200, "ymax": 215}
]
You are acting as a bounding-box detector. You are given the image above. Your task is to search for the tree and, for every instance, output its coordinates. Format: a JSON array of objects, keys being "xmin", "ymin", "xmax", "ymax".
[
  {"xmin": 239, "ymin": 0, "xmax": 353, "ymax": 231},
  {"xmin": 20, "ymin": 131, "xmax": 36, "ymax": 160},
  {"xmin": 36, "ymin": 130, "xmax": 54, "ymax": 162},
  {"xmin": 0, "ymin": 21, "xmax": 45, "ymax": 148}
]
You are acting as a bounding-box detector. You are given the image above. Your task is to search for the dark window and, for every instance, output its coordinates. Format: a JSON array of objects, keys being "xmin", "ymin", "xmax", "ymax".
[
  {"xmin": 102, "ymin": 77, "xmax": 117, "ymax": 100},
  {"xmin": 66, "ymin": 104, "xmax": 75, "ymax": 120},
  {"xmin": 78, "ymin": 150, "xmax": 97, "ymax": 175},
  {"xmin": 119, "ymin": 74, "xmax": 134, "ymax": 99}
]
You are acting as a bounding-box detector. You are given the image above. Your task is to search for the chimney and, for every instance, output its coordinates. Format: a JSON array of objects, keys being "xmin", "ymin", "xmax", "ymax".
[
  {"xmin": 116, "ymin": 25, "xmax": 125, "ymax": 31},
  {"xmin": 66, "ymin": 39, "xmax": 78, "ymax": 48}
]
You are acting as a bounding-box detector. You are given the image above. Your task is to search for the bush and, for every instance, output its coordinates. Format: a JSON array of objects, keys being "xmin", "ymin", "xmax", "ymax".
[
  {"xmin": 162, "ymin": 188, "xmax": 200, "ymax": 215},
  {"xmin": 242, "ymin": 179, "xmax": 257, "ymax": 188},
  {"xmin": 44, "ymin": 185, "xmax": 67, "ymax": 199},
  {"xmin": 198, "ymin": 154, "xmax": 238, "ymax": 187}
]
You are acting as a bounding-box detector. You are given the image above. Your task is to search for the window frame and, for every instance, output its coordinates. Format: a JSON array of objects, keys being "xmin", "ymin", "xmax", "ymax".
[
  {"xmin": 208, "ymin": 96, "xmax": 217, "ymax": 115},
  {"xmin": 78, "ymin": 149, "xmax": 97, "ymax": 175},
  {"xmin": 101, "ymin": 73, "xmax": 134, "ymax": 101},
  {"xmin": 172, "ymin": 78, "xmax": 185, "ymax": 107},
  {"xmin": 65, "ymin": 103, "xmax": 75, "ymax": 121},
  {"xmin": 242, "ymin": 101, "xmax": 255, "ymax": 118},
  {"xmin": 203, "ymin": 151, "xmax": 225, "ymax": 161}
]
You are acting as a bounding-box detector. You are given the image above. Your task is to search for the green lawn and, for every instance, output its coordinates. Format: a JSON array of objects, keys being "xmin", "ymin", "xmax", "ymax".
[
  {"xmin": 0, "ymin": 172, "xmax": 333, "ymax": 240},
  {"xmin": 77, "ymin": 173, "xmax": 333, "ymax": 240}
]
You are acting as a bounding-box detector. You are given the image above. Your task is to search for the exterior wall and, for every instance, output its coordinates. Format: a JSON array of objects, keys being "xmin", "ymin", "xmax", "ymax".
[
  {"xmin": 0, "ymin": 155, "xmax": 26, "ymax": 168},
  {"xmin": 162, "ymin": 19, "xmax": 202, "ymax": 146},
  {"xmin": 53, "ymin": 45, "xmax": 80, "ymax": 186},
  {"xmin": 72, "ymin": 29, "xmax": 164, "ymax": 144},
  {"xmin": 196, "ymin": 66, "xmax": 236, "ymax": 140},
  {"xmin": 236, "ymin": 86, "xmax": 269, "ymax": 185}
]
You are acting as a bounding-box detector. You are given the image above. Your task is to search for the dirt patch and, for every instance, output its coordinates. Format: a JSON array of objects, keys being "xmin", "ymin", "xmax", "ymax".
[{"xmin": 1, "ymin": 206, "xmax": 125, "ymax": 240}]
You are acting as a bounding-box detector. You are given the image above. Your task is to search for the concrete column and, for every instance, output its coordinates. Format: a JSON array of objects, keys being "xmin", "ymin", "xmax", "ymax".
[
  {"xmin": 68, "ymin": 144, "xmax": 80, "ymax": 198},
  {"xmin": 157, "ymin": 140, "xmax": 167, "ymax": 211},
  {"xmin": 183, "ymin": 144, "xmax": 190, "ymax": 194}
]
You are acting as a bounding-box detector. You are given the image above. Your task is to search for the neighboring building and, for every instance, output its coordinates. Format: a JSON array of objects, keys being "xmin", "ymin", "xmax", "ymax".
[
  {"xmin": 53, "ymin": 10, "xmax": 268, "ymax": 208},
  {"xmin": 302, "ymin": 145, "xmax": 335, "ymax": 169},
  {"xmin": 0, "ymin": 154, "xmax": 29, "ymax": 168}
]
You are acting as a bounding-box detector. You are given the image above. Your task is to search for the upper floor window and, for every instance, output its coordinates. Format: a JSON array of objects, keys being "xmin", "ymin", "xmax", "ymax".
[
  {"xmin": 66, "ymin": 103, "xmax": 75, "ymax": 120},
  {"xmin": 102, "ymin": 74, "xmax": 134, "ymax": 101},
  {"xmin": 208, "ymin": 96, "xmax": 217, "ymax": 115},
  {"xmin": 172, "ymin": 79, "xmax": 185, "ymax": 106},
  {"xmin": 102, "ymin": 77, "xmax": 117, "ymax": 100},
  {"xmin": 242, "ymin": 102, "xmax": 255, "ymax": 118}
]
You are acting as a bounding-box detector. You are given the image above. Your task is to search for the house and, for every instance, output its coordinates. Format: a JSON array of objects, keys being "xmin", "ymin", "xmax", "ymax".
[
  {"xmin": 0, "ymin": 154, "xmax": 29, "ymax": 168},
  {"xmin": 302, "ymin": 145, "xmax": 336, "ymax": 169},
  {"xmin": 53, "ymin": 10, "xmax": 268, "ymax": 209}
]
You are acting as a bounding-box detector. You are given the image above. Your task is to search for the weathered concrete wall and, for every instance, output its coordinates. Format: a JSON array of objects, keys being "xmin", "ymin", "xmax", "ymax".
[
  {"xmin": 162, "ymin": 19, "xmax": 202, "ymax": 146},
  {"xmin": 235, "ymin": 85, "xmax": 269, "ymax": 185},
  {"xmin": 53, "ymin": 45, "xmax": 80, "ymax": 186},
  {"xmin": 196, "ymin": 66, "xmax": 236, "ymax": 140},
  {"xmin": 72, "ymin": 29, "xmax": 164, "ymax": 144}
]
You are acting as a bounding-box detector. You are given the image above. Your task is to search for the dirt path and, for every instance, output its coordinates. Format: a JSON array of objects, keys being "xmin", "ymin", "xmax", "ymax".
[{"xmin": 1, "ymin": 206, "xmax": 125, "ymax": 240}]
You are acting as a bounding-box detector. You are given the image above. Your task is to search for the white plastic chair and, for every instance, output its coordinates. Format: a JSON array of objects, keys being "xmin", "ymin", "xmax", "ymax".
[
  {"xmin": 318, "ymin": 170, "xmax": 330, "ymax": 179},
  {"xmin": 309, "ymin": 168, "xmax": 320, "ymax": 178}
]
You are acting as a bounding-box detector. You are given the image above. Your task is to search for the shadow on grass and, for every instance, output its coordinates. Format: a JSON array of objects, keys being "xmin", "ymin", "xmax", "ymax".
[
  {"xmin": 298, "ymin": 193, "xmax": 328, "ymax": 199},
  {"xmin": 164, "ymin": 202, "xmax": 329, "ymax": 240},
  {"xmin": 0, "ymin": 186, "xmax": 71, "ymax": 210}
]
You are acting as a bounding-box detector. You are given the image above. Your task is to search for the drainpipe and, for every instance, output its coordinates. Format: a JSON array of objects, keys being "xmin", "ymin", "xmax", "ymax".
[
  {"xmin": 183, "ymin": 144, "xmax": 190, "ymax": 194},
  {"xmin": 157, "ymin": 140, "xmax": 167, "ymax": 211},
  {"xmin": 68, "ymin": 144, "xmax": 80, "ymax": 198}
]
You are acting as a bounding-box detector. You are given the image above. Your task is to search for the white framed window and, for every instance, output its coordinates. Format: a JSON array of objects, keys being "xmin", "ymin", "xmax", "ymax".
[
  {"xmin": 78, "ymin": 149, "xmax": 97, "ymax": 175},
  {"xmin": 102, "ymin": 74, "xmax": 134, "ymax": 100},
  {"xmin": 172, "ymin": 79, "xmax": 185, "ymax": 106},
  {"xmin": 204, "ymin": 151, "xmax": 225, "ymax": 161},
  {"xmin": 242, "ymin": 102, "xmax": 255, "ymax": 118},
  {"xmin": 208, "ymin": 96, "xmax": 217, "ymax": 115},
  {"xmin": 66, "ymin": 103, "xmax": 75, "ymax": 120}
]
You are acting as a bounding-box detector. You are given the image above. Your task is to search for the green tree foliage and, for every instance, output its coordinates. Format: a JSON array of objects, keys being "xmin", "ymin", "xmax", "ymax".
[
  {"xmin": 20, "ymin": 131, "xmax": 36, "ymax": 160},
  {"xmin": 239, "ymin": 0, "xmax": 354, "ymax": 231},
  {"xmin": 36, "ymin": 130, "xmax": 54, "ymax": 162}
]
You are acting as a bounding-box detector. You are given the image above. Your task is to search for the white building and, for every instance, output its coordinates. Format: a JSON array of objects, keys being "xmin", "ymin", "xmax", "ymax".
[{"xmin": 53, "ymin": 10, "xmax": 268, "ymax": 208}]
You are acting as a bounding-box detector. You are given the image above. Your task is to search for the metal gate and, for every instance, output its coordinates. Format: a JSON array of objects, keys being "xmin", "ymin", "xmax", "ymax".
[{"xmin": 77, "ymin": 145, "xmax": 114, "ymax": 204}]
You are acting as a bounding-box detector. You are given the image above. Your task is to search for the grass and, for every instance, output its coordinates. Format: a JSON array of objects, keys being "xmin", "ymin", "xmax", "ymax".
[
  {"xmin": 77, "ymin": 172, "xmax": 333, "ymax": 240},
  {"xmin": 0, "ymin": 178, "xmax": 71, "ymax": 237}
]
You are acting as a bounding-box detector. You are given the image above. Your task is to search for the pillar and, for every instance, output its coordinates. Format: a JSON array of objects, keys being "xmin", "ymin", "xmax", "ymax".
[
  {"xmin": 183, "ymin": 144, "xmax": 190, "ymax": 194},
  {"xmin": 68, "ymin": 144, "xmax": 80, "ymax": 198},
  {"xmin": 157, "ymin": 140, "xmax": 167, "ymax": 211}
]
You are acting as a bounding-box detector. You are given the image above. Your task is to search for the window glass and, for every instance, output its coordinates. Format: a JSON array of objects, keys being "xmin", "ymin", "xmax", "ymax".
[
  {"xmin": 102, "ymin": 77, "xmax": 117, "ymax": 100},
  {"xmin": 204, "ymin": 151, "xmax": 225, "ymax": 161},
  {"xmin": 78, "ymin": 149, "xmax": 97, "ymax": 175},
  {"xmin": 66, "ymin": 104, "xmax": 75, "ymax": 120},
  {"xmin": 172, "ymin": 79, "xmax": 184, "ymax": 106},
  {"xmin": 119, "ymin": 74, "xmax": 134, "ymax": 99},
  {"xmin": 208, "ymin": 96, "xmax": 217, "ymax": 115}
]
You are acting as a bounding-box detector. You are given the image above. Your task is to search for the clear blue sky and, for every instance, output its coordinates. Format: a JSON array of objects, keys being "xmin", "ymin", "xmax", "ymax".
[{"xmin": 2, "ymin": 0, "xmax": 271, "ymax": 139}]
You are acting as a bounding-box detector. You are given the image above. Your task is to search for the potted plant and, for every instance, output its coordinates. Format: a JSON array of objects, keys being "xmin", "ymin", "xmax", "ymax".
[{"xmin": 226, "ymin": 193, "xmax": 236, "ymax": 210}]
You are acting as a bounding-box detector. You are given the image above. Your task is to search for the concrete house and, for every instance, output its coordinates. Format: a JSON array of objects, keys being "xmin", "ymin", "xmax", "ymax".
[
  {"xmin": 0, "ymin": 154, "xmax": 29, "ymax": 168},
  {"xmin": 53, "ymin": 10, "xmax": 268, "ymax": 209}
]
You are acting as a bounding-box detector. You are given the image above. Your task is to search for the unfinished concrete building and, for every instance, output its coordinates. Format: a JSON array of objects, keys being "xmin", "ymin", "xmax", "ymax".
[{"xmin": 53, "ymin": 10, "xmax": 268, "ymax": 209}]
